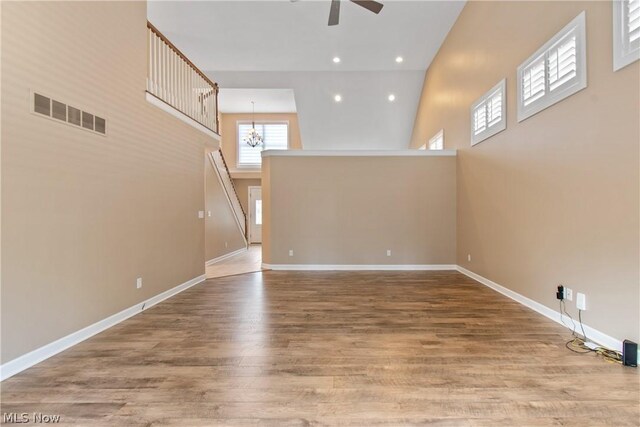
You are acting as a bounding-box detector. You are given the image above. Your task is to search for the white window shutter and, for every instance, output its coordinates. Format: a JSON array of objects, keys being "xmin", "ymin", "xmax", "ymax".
[
  {"xmin": 428, "ymin": 129, "xmax": 444, "ymax": 150},
  {"xmin": 614, "ymin": 0, "xmax": 640, "ymax": 70},
  {"xmin": 473, "ymin": 104, "xmax": 487, "ymax": 135},
  {"xmin": 522, "ymin": 56, "xmax": 546, "ymax": 106},
  {"xmin": 628, "ymin": 0, "xmax": 640, "ymax": 46},
  {"xmin": 471, "ymin": 78, "xmax": 506, "ymax": 146},
  {"xmin": 548, "ymin": 34, "xmax": 577, "ymax": 91},
  {"xmin": 487, "ymin": 92, "xmax": 503, "ymax": 127},
  {"xmin": 518, "ymin": 12, "xmax": 586, "ymax": 121}
]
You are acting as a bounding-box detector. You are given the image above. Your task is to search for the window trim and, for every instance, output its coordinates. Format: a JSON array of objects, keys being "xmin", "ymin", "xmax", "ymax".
[
  {"xmin": 236, "ymin": 120, "xmax": 290, "ymax": 168},
  {"xmin": 428, "ymin": 129, "xmax": 444, "ymax": 150},
  {"xmin": 517, "ymin": 11, "xmax": 587, "ymax": 122},
  {"xmin": 613, "ymin": 0, "xmax": 640, "ymax": 71},
  {"xmin": 470, "ymin": 78, "xmax": 507, "ymax": 146}
]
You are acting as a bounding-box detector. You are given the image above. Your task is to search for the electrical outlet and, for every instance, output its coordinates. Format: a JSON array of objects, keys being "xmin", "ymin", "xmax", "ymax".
[
  {"xmin": 225, "ymin": 241, "xmax": 228, "ymax": 248},
  {"xmin": 136, "ymin": 278, "xmax": 142, "ymax": 289},
  {"xmin": 467, "ymin": 254, "xmax": 471, "ymax": 262},
  {"xmin": 208, "ymin": 211, "xmax": 212, "ymax": 217},
  {"xmin": 289, "ymin": 249, "xmax": 294, "ymax": 257},
  {"xmin": 565, "ymin": 287, "xmax": 573, "ymax": 301},
  {"xmin": 576, "ymin": 293, "xmax": 587, "ymax": 310},
  {"xmin": 386, "ymin": 249, "xmax": 391, "ymax": 257},
  {"xmin": 198, "ymin": 211, "xmax": 205, "ymax": 219}
]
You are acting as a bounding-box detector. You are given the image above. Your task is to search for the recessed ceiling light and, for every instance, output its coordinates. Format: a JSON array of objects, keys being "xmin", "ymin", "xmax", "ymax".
[
  {"xmin": 333, "ymin": 57, "xmax": 341, "ymax": 63},
  {"xmin": 395, "ymin": 56, "xmax": 404, "ymax": 63},
  {"xmin": 334, "ymin": 94, "xmax": 342, "ymax": 102},
  {"xmin": 388, "ymin": 94, "xmax": 396, "ymax": 102}
]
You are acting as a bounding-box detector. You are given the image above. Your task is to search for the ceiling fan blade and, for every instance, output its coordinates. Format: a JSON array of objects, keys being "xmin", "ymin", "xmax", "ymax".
[
  {"xmin": 350, "ymin": 0, "xmax": 384, "ymax": 14},
  {"xmin": 328, "ymin": 0, "xmax": 341, "ymax": 26}
]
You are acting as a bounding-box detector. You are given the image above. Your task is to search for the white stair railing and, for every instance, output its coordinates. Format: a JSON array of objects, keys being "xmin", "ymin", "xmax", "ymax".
[{"xmin": 147, "ymin": 21, "xmax": 219, "ymax": 134}]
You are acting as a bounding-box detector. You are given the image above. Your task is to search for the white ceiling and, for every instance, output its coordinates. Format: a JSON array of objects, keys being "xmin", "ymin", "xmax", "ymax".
[
  {"xmin": 218, "ymin": 88, "xmax": 297, "ymax": 113},
  {"xmin": 147, "ymin": 0, "xmax": 466, "ymax": 149},
  {"xmin": 147, "ymin": 0, "xmax": 465, "ymax": 72},
  {"xmin": 213, "ymin": 70, "xmax": 426, "ymax": 150}
]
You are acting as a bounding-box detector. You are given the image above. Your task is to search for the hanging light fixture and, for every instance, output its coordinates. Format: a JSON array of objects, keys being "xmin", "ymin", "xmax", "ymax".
[{"xmin": 243, "ymin": 101, "xmax": 263, "ymax": 148}]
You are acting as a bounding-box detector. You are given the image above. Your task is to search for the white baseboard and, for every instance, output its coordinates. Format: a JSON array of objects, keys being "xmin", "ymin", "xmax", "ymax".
[
  {"xmin": 262, "ymin": 263, "xmax": 457, "ymax": 271},
  {"xmin": 206, "ymin": 247, "xmax": 248, "ymax": 266},
  {"xmin": 455, "ymin": 266, "xmax": 624, "ymax": 353},
  {"xmin": 0, "ymin": 274, "xmax": 206, "ymax": 382}
]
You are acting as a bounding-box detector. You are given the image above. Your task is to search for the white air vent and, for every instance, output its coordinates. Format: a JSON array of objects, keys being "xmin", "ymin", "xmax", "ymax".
[{"xmin": 31, "ymin": 91, "xmax": 107, "ymax": 136}]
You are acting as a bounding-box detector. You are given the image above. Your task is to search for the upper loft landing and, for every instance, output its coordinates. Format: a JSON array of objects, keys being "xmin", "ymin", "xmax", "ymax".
[{"xmin": 145, "ymin": 22, "xmax": 220, "ymax": 140}]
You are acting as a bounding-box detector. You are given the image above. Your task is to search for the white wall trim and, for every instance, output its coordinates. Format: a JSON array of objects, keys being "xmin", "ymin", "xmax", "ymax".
[
  {"xmin": 145, "ymin": 92, "xmax": 221, "ymax": 141},
  {"xmin": 262, "ymin": 263, "xmax": 457, "ymax": 271},
  {"xmin": 262, "ymin": 149, "xmax": 457, "ymax": 157},
  {"xmin": 455, "ymin": 266, "xmax": 625, "ymax": 353},
  {"xmin": 206, "ymin": 247, "xmax": 248, "ymax": 266},
  {"xmin": 0, "ymin": 274, "xmax": 206, "ymax": 382}
]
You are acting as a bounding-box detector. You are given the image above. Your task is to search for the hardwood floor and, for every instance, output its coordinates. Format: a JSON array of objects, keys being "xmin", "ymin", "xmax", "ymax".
[
  {"xmin": 1, "ymin": 271, "xmax": 638, "ymax": 426},
  {"xmin": 206, "ymin": 245, "xmax": 262, "ymax": 279}
]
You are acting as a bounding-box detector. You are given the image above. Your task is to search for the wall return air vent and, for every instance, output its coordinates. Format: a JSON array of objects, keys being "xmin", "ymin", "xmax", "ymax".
[{"xmin": 32, "ymin": 92, "xmax": 106, "ymax": 136}]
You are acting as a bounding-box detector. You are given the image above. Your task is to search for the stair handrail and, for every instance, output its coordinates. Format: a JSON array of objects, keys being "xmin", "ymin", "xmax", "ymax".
[{"xmin": 217, "ymin": 149, "xmax": 246, "ymax": 221}]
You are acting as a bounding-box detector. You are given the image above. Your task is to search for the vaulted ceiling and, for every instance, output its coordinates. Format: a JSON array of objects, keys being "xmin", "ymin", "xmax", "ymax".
[{"xmin": 148, "ymin": 0, "xmax": 466, "ymax": 149}]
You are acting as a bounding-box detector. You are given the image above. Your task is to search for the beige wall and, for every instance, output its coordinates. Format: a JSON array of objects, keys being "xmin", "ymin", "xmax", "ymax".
[
  {"xmin": 262, "ymin": 154, "xmax": 456, "ymax": 265},
  {"xmin": 205, "ymin": 152, "xmax": 247, "ymax": 262},
  {"xmin": 220, "ymin": 113, "xmax": 302, "ymax": 178},
  {"xmin": 233, "ymin": 178, "xmax": 262, "ymax": 214},
  {"xmin": 1, "ymin": 1, "xmax": 213, "ymax": 363},
  {"xmin": 411, "ymin": 1, "xmax": 639, "ymax": 341}
]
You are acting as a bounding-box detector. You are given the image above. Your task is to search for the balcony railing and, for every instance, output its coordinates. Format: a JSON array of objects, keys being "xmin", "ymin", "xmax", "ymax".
[{"xmin": 146, "ymin": 22, "xmax": 219, "ymax": 134}]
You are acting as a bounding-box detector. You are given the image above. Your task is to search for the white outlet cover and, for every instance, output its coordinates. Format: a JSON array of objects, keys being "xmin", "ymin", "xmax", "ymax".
[
  {"xmin": 208, "ymin": 211, "xmax": 212, "ymax": 217},
  {"xmin": 198, "ymin": 211, "xmax": 205, "ymax": 219},
  {"xmin": 576, "ymin": 292, "xmax": 586, "ymax": 310},
  {"xmin": 468, "ymin": 254, "xmax": 471, "ymax": 261},
  {"xmin": 289, "ymin": 250, "xmax": 294, "ymax": 256},
  {"xmin": 386, "ymin": 250, "xmax": 391, "ymax": 256},
  {"xmin": 565, "ymin": 287, "xmax": 573, "ymax": 301},
  {"xmin": 136, "ymin": 278, "xmax": 142, "ymax": 289}
]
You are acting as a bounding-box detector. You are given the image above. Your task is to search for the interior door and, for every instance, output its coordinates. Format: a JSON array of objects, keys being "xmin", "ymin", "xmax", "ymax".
[{"xmin": 248, "ymin": 186, "xmax": 262, "ymax": 244}]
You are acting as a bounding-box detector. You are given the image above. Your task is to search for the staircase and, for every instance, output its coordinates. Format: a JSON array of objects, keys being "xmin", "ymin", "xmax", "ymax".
[{"xmin": 209, "ymin": 150, "xmax": 248, "ymax": 245}]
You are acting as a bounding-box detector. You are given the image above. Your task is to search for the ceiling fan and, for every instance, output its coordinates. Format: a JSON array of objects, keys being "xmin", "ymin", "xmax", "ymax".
[{"xmin": 292, "ymin": 0, "xmax": 385, "ymax": 26}]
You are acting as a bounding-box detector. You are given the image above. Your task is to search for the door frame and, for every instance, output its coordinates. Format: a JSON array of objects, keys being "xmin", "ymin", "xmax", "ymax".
[{"xmin": 247, "ymin": 186, "xmax": 262, "ymax": 244}]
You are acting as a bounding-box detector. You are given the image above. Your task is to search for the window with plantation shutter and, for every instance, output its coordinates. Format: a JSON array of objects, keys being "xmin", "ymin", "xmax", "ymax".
[
  {"xmin": 522, "ymin": 57, "xmax": 546, "ymax": 106},
  {"xmin": 548, "ymin": 35, "xmax": 577, "ymax": 91},
  {"xmin": 237, "ymin": 122, "xmax": 288, "ymax": 167},
  {"xmin": 517, "ymin": 12, "xmax": 587, "ymax": 122},
  {"xmin": 470, "ymin": 79, "xmax": 506, "ymax": 146},
  {"xmin": 614, "ymin": 0, "xmax": 640, "ymax": 71},
  {"xmin": 428, "ymin": 129, "xmax": 444, "ymax": 150}
]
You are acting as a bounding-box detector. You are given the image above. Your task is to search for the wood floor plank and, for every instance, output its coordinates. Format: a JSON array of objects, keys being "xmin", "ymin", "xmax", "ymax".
[{"xmin": 1, "ymin": 271, "xmax": 638, "ymax": 426}]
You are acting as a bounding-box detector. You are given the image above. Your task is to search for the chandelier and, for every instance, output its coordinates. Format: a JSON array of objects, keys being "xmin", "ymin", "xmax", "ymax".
[{"xmin": 243, "ymin": 101, "xmax": 263, "ymax": 148}]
